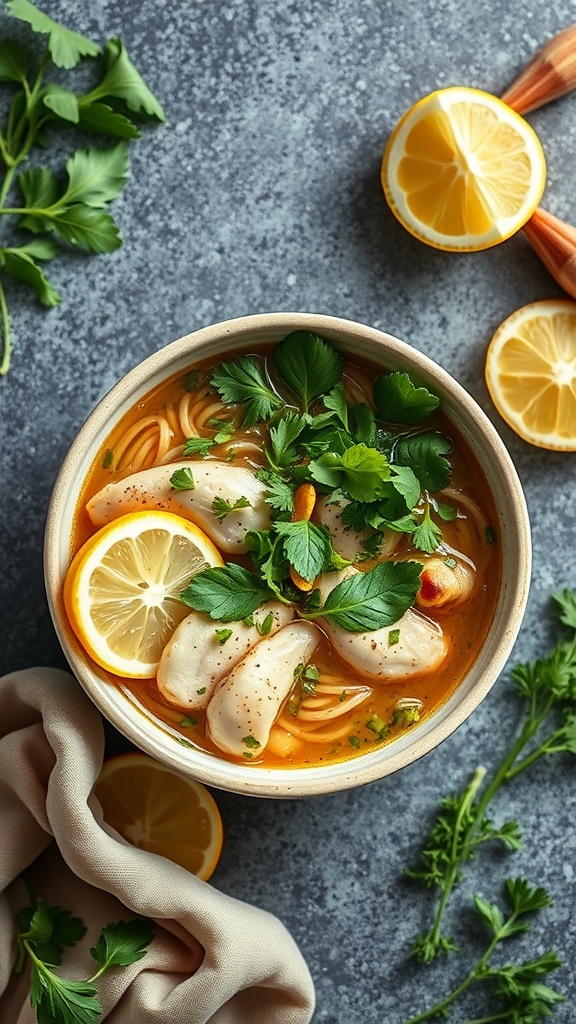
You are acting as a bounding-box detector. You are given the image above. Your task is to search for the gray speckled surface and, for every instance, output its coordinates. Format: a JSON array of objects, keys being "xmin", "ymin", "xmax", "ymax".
[{"xmin": 1, "ymin": 1, "xmax": 576, "ymax": 1021}]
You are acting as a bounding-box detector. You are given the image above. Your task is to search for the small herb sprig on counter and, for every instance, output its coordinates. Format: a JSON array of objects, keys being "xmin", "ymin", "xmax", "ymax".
[
  {"xmin": 400, "ymin": 588, "xmax": 576, "ymax": 1023},
  {"xmin": 0, "ymin": 0, "xmax": 165, "ymax": 375},
  {"xmin": 13, "ymin": 874, "xmax": 154, "ymax": 1024}
]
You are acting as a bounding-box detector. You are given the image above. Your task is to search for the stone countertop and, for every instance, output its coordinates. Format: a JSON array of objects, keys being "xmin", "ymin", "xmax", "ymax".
[{"xmin": 1, "ymin": 1, "xmax": 575, "ymax": 1021}]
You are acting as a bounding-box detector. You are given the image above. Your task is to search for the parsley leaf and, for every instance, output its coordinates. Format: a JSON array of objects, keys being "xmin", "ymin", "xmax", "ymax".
[
  {"xmin": 170, "ymin": 467, "xmax": 195, "ymax": 491},
  {"xmin": 83, "ymin": 38, "xmax": 166, "ymax": 121},
  {"xmin": 412, "ymin": 504, "xmax": 442, "ymax": 554},
  {"xmin": 274, "ymin": 519, "xmax": 333, "ymax": 582},
  {"xmin": 180, "ymin": 563, "xmax": 274, "ymax": 620},
  {"xmin": 256, "ymin": 468, "xmax": 295, "ymax": 513},
  {"xmin": 274, "ymin": 331, "xmax": 343, "ymax": 411},
  {"xmin": 267, "ymin": 411, "xmax": 309, "ymax": 471},
  {"xmin": 210, "ymin": 356, "xmax": 283, "ymax": 426},
  {"xmin": 305, "ymin": 560, "xmax": 422, "ymax": 632},
  {"xmin": 322, "ymin": 382, "xmax": 349, "ymax": 429},
  {"xmin": 7, "ymin": 0, "xmax": 101, "ymax": 69},
  {"xmin": 374, "ymin": 371, "xmax": 440, "ymax": 424},
  {"xmin": 308, "ymin": 444, "xmax": 391, "ymax": 502},
  {"xmin": 89, "ymin": 919, "xmax": 154, "ymax": 972},
  {"xmin": 393, "ymin": 431, "xmax": 453, "ymax": 493},
  {"xmin": 183, "ymin": 437, "xmax": 214, "ymax": 457},
  {"xmin": 1, "ymin": 244, "xmax": 61, "ymax": 307},
  {"xmin": 211, "ymin": 495, "xmax": 251, "ymax": 520}
]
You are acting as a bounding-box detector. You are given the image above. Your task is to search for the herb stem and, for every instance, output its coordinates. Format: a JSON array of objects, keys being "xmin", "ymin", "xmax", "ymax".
[{"xmin": 0, "ymin": 275, "xmax": 12, "ymax": 376}]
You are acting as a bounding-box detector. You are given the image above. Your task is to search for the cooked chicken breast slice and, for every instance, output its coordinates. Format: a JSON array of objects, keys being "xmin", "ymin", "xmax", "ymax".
[
  {"xmin": 316, "ymin": 567, "xmax": 448, "ymax": 681},
  {"xmin": 207, "ymin": 621, "xmax": 321, "ymax": 757},
  {"xmin": 157, "ymin": 602, "xmax": 295, "ymax": 710},
  {"xmin": 86, "ymin": 461, "xmax": 271, "ymax": 552}
]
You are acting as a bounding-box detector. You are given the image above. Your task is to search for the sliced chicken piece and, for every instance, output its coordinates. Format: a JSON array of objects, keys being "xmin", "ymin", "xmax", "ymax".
[
  {"xmin": 416, "ymin": 556, "xmax": 475, "ymax": 610},
  {"xmin": 157, "ymin": 601, "xmax": 295, "ymax": 710},
  {"xmin": 86, "ymin": 461, "xmax": 271, "ymax": 552},
  {"xmin": 316, "ymin": 567, "xmax": 448, "ymax": 681},
  {"xmin": 207, "ymin": 621, "xmax": 321, "ymax": 757},
  {"xmin": 315, "ymin": 494, "xmax": 398, "ymax": 562}
]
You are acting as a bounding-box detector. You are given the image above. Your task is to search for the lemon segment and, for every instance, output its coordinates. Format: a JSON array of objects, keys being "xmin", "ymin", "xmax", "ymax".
[
  {"xmin": 94, "ymin": 752, "xmax": 224, "ymax": 881},
  {"xmin": 382, "ymin": 87, "xmax": 547, "ymax": 252},
  {"xmin": 485, "ymin": 299, "xmax": 576, "ymax": 450},
  {"xmin": 64, "ymin": 510, "xmax": 224, "ymax": 678}
]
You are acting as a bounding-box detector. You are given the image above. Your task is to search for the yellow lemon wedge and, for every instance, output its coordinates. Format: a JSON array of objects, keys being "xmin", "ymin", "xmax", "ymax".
[
  {"xmin": 485, "ymin": 298, "xmax": 576, "ymax": 450},
  {"xmin": 64, "ymin": 510, "xmax": 224, "ymax": 678},
  {"xmin": 93, "ymin": 752, "xmax": 224, "ymax": 881},
  {"xmin": 382, "ymin": 86, "xmax": 546, "ymax": 251}
]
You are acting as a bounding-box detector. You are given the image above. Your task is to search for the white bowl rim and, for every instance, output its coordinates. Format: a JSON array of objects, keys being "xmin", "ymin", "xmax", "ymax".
[{"xmin": 44, "ymin": 311, "xmax": 532, "ymax": 798}]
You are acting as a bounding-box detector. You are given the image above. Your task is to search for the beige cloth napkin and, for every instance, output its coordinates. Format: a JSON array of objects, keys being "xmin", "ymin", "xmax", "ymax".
[{"xmin": 0, "ymin": 668, "xmax": 315, "ymax": 1023}]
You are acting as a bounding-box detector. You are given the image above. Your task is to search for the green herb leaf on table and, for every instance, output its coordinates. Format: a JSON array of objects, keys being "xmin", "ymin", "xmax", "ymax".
[
  {"xmin": 180, "ymin": 563, "xmax": 274, "ymax": 621},
  {"xmin": 0, "ymin": 39, "xmax": 29, "ymax": 83},
  {"xmin": 83, "ymin": 38, "xmax": 166, "ymax": 121},
  {"xmin": 304, "ymin": 560, "xmax": 422, "ymax": 632},
  {"xmin": 0, "ymin": 244, "xmax": 60, "ymax": 306},
  {"xmin": 374, "ymin": 371, "xmax": 440, "ymax": 424},
  {"xmin": 210, "ymin": 356, "xmax": 283, "ymax": 426},
  {"xmin": 7, "ymin": 0, "xmax": 101, "ymax": 69},
  {"xmin": 89, "ymin": 919, "xmax": 154, "ymax": 973},
  {"xmin": 274, "ymin": 331, "xmax": 343, "ymax": 412}
]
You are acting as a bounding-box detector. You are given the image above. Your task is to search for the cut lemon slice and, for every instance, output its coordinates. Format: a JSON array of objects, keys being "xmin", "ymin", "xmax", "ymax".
[
  {"xmin": 485, "ymin": 299, "xmax": 576, "ymax": 450},
  {"xmin": 64, "ymin": 510, "xmax": 224, "ymax": 677},
  {"xmin": 93, "ymin": 752, "xmax": 224, "ymax": 881},
  {"xmin": 382, "ymin": 86, "xmax": 546, "ymax": 251}
]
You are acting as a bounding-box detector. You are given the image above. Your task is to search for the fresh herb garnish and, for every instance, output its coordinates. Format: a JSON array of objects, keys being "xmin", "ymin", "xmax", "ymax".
[
  {"xmin": 0, "ymin": 0, "xmax": 164, "ymax": 374},
  {"xmin": 169, "ymin": 467, "xmax": 195, "ymax": 491},
  {"xmin": 214, "ymin": 628, "xmax": 233, "ymax": 645},
  {"xmin": 274, "ymin": 330, "xmax": 343, "ymax": 411},
  {"xmin": 411, "ymin": 503, "xmax": 442, "ymax": 554},
  {"xmin": 256, "ymin": 468, "xmax": 295, "ymax": 513},
  {"xmin": 405, "ymin": 589, "xmax": 576, "ymax": 975},
  {"xmin": 256, "ymin": 611, "xmax": 274, "ymax": 636},
  {"xmin": 266, "ymin": 411, "xmax": 309, "ymax": 471},
  {"xmin": 13, "ymin": 877, "xmax": 154, "ymax": 1024},
  {"xmin": 180, "ymin": 563, "xmax": 274, "ymax": 621},
  {"xmin": 102, "ymin": 448, "xmax": 113, "ymax": 469},
  {"xmin": 242, "ymin": 734, "xmax": 261, "ymax": 749},
  {"xmin": 393, "ymin": 431, "xmax": 453, "ymax": 493},
  {"xmin": 388, "ymin": 628, "xmax": 400, "ymax": 646},
  {"xmin": 308, "ymin": 444, "xmax": 392, "ymax": 502},
  {"xmin": 210, "ymin": 355, "xmax": 282, "ymax": 426},
  {"xmin": 303, "ymin": 560, "xmax": 422, "ymax": 632},
  {"xmin": 273, "ymin": 519, "xmax": 333, "ymax": 583},
  {"xmin": 374, "ymin": 371, "xmax": 440, "ymax": 424},
  {"xmin": 183, "ymin": 436, "xmax": 214, "ymax": 457},
  {"xmin": 180, "ymin": 715, "xmax": 198, "ymax": 726},
  {"xmin": 211, "ymin": 495, "xmax": 251, "ymax": 520}
]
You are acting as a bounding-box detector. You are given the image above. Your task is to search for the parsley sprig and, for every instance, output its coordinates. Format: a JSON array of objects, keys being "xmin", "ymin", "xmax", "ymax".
[
  {"xmin": 14, "ymin": 875, "xmax": 154, "ymax": 1024},
  {"xmin": 0, "ymin": 0, "xmax": 164, "ymax": 374},
  {"xmin": 403, "ymin": 588, "xmax": 576, "ymax": 983}
]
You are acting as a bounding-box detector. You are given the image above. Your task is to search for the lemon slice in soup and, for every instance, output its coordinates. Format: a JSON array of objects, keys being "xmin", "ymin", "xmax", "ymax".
[{"xmin": 64, "ymin": 510, "xmax": 223, "ymax": 678}]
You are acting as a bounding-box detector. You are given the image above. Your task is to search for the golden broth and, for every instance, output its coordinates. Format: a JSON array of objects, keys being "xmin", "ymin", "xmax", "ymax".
[{"xmin": 70, "ymin": 346, "xmax": 501, "ymax": 769}]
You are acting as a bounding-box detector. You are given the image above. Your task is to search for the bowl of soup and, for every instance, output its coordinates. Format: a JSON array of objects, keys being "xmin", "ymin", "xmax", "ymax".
[{"xmin": 44, "ymin": 312, "xmax": 531, "ymax": 797}]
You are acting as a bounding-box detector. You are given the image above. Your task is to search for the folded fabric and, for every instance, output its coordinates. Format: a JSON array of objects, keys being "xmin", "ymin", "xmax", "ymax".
[{"xmin": 0, "ymin": 668, "xmax": 315, "ymax": 1023}]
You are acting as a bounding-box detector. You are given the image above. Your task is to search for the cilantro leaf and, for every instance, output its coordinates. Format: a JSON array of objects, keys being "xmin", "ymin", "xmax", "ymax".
[
  {"xmin": 306, "ymin": 560, "xmax": 422, "ymax": 632},
  {"xmin": 211, "ymin": 495, "xmax": 251, "ymax": 520},
  {"xmin": 170, "ymin": 467, "xmax": 195, "ymax": 491},
  {"xmin": 308, "ymin": 444, "xmax": 391, "ymax": 502},
  {"xmin": 274, "ymin": 519, "xmax": 333, "ymax": 582},
  {"xmin": 350, "ymin": 402, "xmax": 376, "ymax": 444},
  {"xmin": 393, "ymin": 431, "xmax": 453, "ymax": 493},
  {"xmin": 210, "ymin": 356, "xmax": 283, "ymax": 426},
  {"xmin": 61, "ymin": 143, "xmax": 130, "ymax": 208},
  {"xmin": 180, "ymin": 563, "xmax": 274, "ymax": 620},
  {"xmin": 7, "ymin": 0, "xmax": 101, "ymax": 69},
  {"xmin": 374, "ymin": 371, "xmax": 440, "ymax": 424},
  {"xmin": 1, "ymin": 248, "xmax": 61, "ymax": 306},
  {"xmin": 89, "ymin": 918, "xmax": 154, "ymax": 970},
  {"xmin": 267, "ymin": 412, "xmax": 308, "ymax": 470},
  {"xmin": 256, "ymin": 469, "xmax": 295, "ymax": 512},
  {"xmin": 85, "ymin": 38, "xmax": 165, "ymax": 121},
  {"xmin": 183, "ymin": 437, "xmax": 214, "ymax": 457},
  {"xmin": 322, "ymin": 382, "xmax": 349, "ymax": 429},
  {"xmin": 412, "ymin": 505, "xmax": 442, "ymax": 554},
  {"xmin": 274, "ymin": 331, "xmax": 343, "ymax": 412}
]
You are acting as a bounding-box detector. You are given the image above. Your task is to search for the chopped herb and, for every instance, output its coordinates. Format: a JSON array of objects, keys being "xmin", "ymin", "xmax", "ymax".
[
  {"xmin": 256, "ymin": 611, "xmax": 274, "ymax": 636},
  {"xmin": 169, "ymin": 467, "xmax": 195, "ymax": 491},
  {"xmin": 214, "ymin": 628, "xmax": 233, "ymax": 645},
  {"xmin": 339, "ymin": 689, "xmax": 348, "ymax": 702},
  {"xmin": 366, "ymin": 714, "xmax": 388, "ymax": 740},
  {"xmin": 102, "ymin": 448, "xmax": 114, "ymax": 469},
  {"xmin": 210, "ymin": 355, "xmax": 283, "ymax": 426},
  {"xmin": 388, "ymin": 628, "xmax": 400, "ymax": 646},
  {"xmin": 243, "ymin": 614, "xmax": 255, "ymax": 627},
  {"xmin": 293, "ymin": 663, "xmax": 304, "ymax": 679},
  {"xmin": 393, "ymin": 704, "xmax": 422, "ymax": 727},
  {"xmin": 242, "ymin": 735, "xmax": 261, "ymax": 749},
  {"xmin": 175, "ymin": 736, "xmax": 194, "ymax": 747},
  {"xmin": 242, "ymin": 751, "xmax": 253, "ymax": 759},
  {"xmin": 211, "ymin": 495, "xmax": 251, "ymax": 520},
  {"xmin": 486, "ymin": 525, "xmax": 496, "ymax": 544},
  {"xmin": 207, "ymin": 418, "xmax": 236, "ymax": 443},
  {"xmin": 349, "ymin": 734, "xmax": 361, "ymax": 748},
  {"xmin": 182, "ymin": 370, "xmax": 200, "ymax": 391},
  {"xmin": 287, "ymin": 701, "xmax": 299, "ymax": 716},
  {"xmin": 180, "ymin": 715, "xmax": 198, "ymax": 727},
  {"xmin": 196, "ymin": 687, "xmax": 206, "ymax": 695},
  {"xmin": 303, "ymin": 664, "xmax": 320, "ymax": 680},
  {"xmin": 444, "ymin": 557, "xmax": 458, "ymax": 570},
  {"xmin": 183, "ymin": 436, "xmax": 214, "ymax": 457}
]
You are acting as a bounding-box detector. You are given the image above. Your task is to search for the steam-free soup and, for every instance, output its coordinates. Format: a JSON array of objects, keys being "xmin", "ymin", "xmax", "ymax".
[{"xmin": 67, "ymin": 331, "xmax": 500, "ymax": 768}]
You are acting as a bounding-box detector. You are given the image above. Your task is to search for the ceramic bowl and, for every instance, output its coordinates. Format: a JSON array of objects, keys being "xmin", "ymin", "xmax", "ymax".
[{"xmin": 44, "ymin": 312, "xmax": 531, "ymax": 798}]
